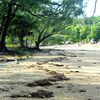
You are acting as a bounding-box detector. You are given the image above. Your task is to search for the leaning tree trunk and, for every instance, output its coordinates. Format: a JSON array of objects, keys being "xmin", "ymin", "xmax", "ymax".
[
  {"xmin": 34, "ymin": 34, "xmax": 52, "ymax": 50},
  {"xmin": 34, "ymin": 41, "xmax": 40, "ymax": 50}
]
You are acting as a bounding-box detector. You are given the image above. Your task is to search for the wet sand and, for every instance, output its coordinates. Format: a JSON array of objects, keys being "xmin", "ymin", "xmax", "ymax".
[{"xmin": 0, "ymin": 44, "xmax": 100, "ymax": 100}]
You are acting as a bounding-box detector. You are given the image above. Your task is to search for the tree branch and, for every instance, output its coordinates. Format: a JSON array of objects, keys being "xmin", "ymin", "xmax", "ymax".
[
  {"xmin": 25, "ymin": 9, "xmax": 44, "ymax": 19},
  {"xmin": 92, "ymin": 0, "xmax": 98, "ymax": 17},
  {"xmin": 39, "ymin": 33, "xmax": 52, "ymax": 43}
]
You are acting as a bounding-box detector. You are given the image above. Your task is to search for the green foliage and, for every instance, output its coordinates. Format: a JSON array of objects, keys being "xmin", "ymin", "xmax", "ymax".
[
  {"xmin": 61, "ymin": 16, "xmax": 100, "ymax": 43},
  {"xmin": 80, "ymin": 25, "xmax": 90, "ymax": 40},
  {"xmin": 45, "ymin": 34, "xmax": 66, "ymax": 45},
  {"xmin": 10, "ymin": 14, "xmax": 33, "ymax": 36},
  {"xmin": 6, "ymin": 36, "xmax": 19, "ymax": 44},
  {"xmin": 0, "ymin": 0, "xmax": 84, "ymax": 50},
  {"xmin": 94, "ymin": 23, "xmax": 100, "ymax": 40},
  {"xmin": 89, "ymin": 24, "xmax": 96, "ymax": 39}
]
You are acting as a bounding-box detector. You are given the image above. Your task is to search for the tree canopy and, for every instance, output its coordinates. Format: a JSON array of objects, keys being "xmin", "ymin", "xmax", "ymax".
[{"xmin": 0, "ymin": 0, "xmax": 84, "ymax": 51}]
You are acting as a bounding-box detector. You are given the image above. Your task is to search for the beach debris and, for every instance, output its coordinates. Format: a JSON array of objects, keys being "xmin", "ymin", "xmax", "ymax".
[
  {"xmin": 47, "ymin": 71, "xmax": 58, "ymax": 75},
  {"xmin": 27, "ymin": 79, "xmax": 53, "ymax": 87},
  {"xmin": 28, "ymin": 90, "xmax": 54, "ymax": 98},
  {"xmin": 78, "ymin": 66, "xmax": 81, "ymax": 68},
  {"xmin": 58, "ymin": 52, "xmax": 66, "ymax": 56},
  {"xmin": 47, "ymin": 71, "xmax": 70, "ymax": 81},
  {"xmin": 50, "ymin": 57, "xmax": 65, "ymax": 62},
  {"xmin": 77, "ymin": 59, "xmax": 82, "ymax": 62},
  {"xmin": 67, "ymin": 84, "xmax": 76, "ymax": 92},
  {"xmin": 0, "ymin": 58, "xmax": 14, "ymax": 62},
  {"xmin": 49, "ymin": 63, "xmax": 64, "ymax": 67},
  {"xmin": 75, "ymin": 71, "xmax": 79, "ymax": 73},
  {"xmin": 27, "ymin": 73, "xmax": 70, "ymax": 87},
  {"xmin": 10, "ymin": 90, "xmax": 54, "ymax": 98},
  {"xmin": 52, "ymin": 73, "xmax": 69, "ymax": 81},
  {"xmin": 0, "ymin": 87, "xmax": 9, "ymax": 91},
  {"xmin": 48, "ymin": 73, "xmax": 70, "ymax": 82},
  {"xmin": 79, "ymin": 89, "xmax": 86, "ymax": 93},
  {"xmin": 37, "ymin": 62, "xmax": 48, "ymax": 65},
  {"xmin": 93, "ymin": 62, "xmax": 96, "ymax": 64},
  {"xmin": 70, "ymin": 71, "xmax": 79, "ymax": 73},
  {"xmin": 43, "ymin": 69, "xmax": 50, "ymax": 72},
  {"xmin": 56, "ymin": 86, "xmax": 63, "ymax": 88}
]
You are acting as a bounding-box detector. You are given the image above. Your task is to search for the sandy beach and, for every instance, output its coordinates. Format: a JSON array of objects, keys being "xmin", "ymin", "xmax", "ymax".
[{"xmin": 0, "ymin": 44, "xmax": 100, "ymax": 100}]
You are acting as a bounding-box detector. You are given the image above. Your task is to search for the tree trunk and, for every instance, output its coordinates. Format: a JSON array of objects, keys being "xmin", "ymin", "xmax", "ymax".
[
  {"xmin": 0, "ymin": 18, "xmax": 11, "ymax": 51},
  {"xmin": 0, "ymin": 32, "xmax": 7, "ymax": 51},
  {"xmin": 34, "ymin": 34, "xmax": 52, "ymax": 49},
  {"xmin": 34, "ymin": 41, "xmax": 40, "ymax": 49},
  {"xmin": 19, "ymin": 36, "xmax": 25, "ymax": 48},
  {"xmin": 0, "ymin": 2, "xmax": 19, "ymax": 52}
]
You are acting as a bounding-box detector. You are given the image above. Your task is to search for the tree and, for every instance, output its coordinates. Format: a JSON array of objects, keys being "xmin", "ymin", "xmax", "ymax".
[
  {"xmin": 0, "ymin": 0, "xmax": 20, "ymax": 51},
  {"xmin": 0, "ymin": 0, "xmax": 50, "ymax": 51},
  {"xmin": 30, "ymin": 0, "xmax": 84, "ymax": 49},
  {"xmin": 0, "ymin": 0, "xmax": 84, "ymax": 51}
]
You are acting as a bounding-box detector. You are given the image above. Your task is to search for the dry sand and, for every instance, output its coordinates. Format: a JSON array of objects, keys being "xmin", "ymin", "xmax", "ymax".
[{"xmin": 0, "ymin": 44, "xmax": 100, "ymax": 100}]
